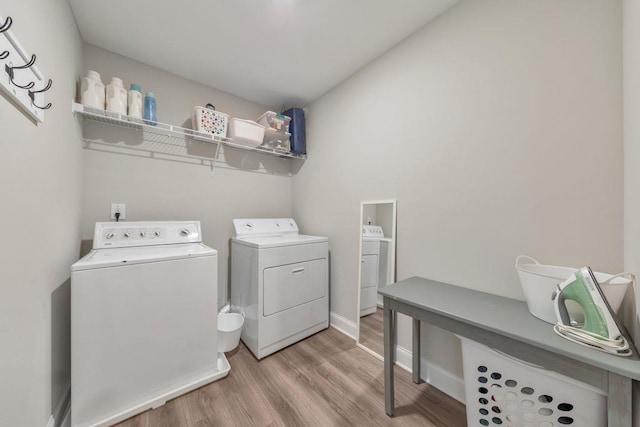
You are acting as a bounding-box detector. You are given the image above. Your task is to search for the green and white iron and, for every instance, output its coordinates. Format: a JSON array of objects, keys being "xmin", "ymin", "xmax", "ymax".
[{"xmin": 552, "ymin": 266, "xmax": 632, "ymax": 357}]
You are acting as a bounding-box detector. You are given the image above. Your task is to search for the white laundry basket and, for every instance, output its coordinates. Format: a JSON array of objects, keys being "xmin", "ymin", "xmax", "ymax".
[
  {"xmin": 217, "ymin": 313, "xmax": 244, "ymax": 353},
  {"xmin": 515, "ymin": 255, "xmax": 633, "ymax": 324},
  {"xmin": 461, "ymin": 337, "xmax": 606, "ymax": 427}
]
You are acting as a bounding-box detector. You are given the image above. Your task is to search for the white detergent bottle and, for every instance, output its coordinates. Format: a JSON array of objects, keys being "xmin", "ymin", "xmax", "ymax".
[
  {"xmin": 106, "ymin": 77, "xmax": 128, "ymax": 115},
  {"xmin": 127, "ymin": 83, "xmax": 143, "ymax": 121},
  {"xmin": 80, "ymin": 70, "xmax": 105, "ymax": 110}
]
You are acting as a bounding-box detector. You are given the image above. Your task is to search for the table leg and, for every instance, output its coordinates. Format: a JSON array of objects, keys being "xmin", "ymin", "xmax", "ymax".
[
  {"xmin": 412, "ymin": 318, "xmax": 421, "ymax": 384},
  {"xmin": 607, "ymin": 372, "xmax": 632, "ymax": 427},
  {"xmin": 384, "ymin": 297, "xmax": 394, "ymax": 416}
]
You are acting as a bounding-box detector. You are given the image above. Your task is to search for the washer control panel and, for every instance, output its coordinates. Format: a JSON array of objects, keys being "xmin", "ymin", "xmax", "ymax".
[
  {"xmin": 93, "ymin": 221, "xmax": 202, "ymax": 248},
  {"xmin": 233, "ymin": 218, "xmax": 298, "ymax": 238},
  {"xmin": 362, "ymin": 225, "xmax": 385, "ymax": 238}
]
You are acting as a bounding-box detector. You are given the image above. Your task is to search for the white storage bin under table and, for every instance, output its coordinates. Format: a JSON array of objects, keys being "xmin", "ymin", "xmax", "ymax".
[{"xmin": 461, "ymin": 337, "xmax": 606, "ymax": 427}]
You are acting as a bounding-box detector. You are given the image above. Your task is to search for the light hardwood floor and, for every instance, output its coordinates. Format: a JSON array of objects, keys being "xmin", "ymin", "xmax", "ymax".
[
  {"xmin": 115, "ymin": 327, "xmax": 467, "ymax": 426},
  {"xmin": 359, "ymin": 307, "xmax": 384, "ymax": 357}
]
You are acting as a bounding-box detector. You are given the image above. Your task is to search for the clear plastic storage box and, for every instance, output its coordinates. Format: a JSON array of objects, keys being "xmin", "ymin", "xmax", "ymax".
[
  {"xmin": 461, "ymin": 337, "xmax": 606, "ymax": 427},
  {"xmin": 257, "ymin": 111, "xmax": 291, "ymax": 132},
  {"xmin": 261, "ymin": 128, "xmax": 291, "ymax": 152}
]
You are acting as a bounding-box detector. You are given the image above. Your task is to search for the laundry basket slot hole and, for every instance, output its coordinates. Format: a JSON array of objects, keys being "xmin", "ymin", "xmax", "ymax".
[
  {"xmin": 491, "ymin": 372, "xmax": 502, "ymax": 380},
  {"xmin": 505, "ymin": 392, "xmax": 517, "ymax": 400},
  {"xmin": 538, "ymin": 408, "xmax": 553, "ymax": 416},
  {"xmin": 479, "ymin": 408, "xmax": 489, "ymax": 415},
  {"xmin": 479, "ymin": 397, "xmax": 488, "ymax": 405},
  {"xmin": 505, "ymin": 379, "xmax": 517, "ymax": 387},
  {"xmin": 478, "ymin": 376, "xmax": 488, "ymax": 383},
  {"xmin": 557, "ymin": 403, "xmax": 573, "ymax": 412},
  {"xmin": 521, "ymin": 387, "xmax": 535, "ymax": 395},
  {"xmin": 506, "ymin": 403, "xmax": 518, "ymax": 412},
  {"xmin": 538, "ymin": 394, "xmax": 553, "ymax": 403},
  {"xmin": 558, "ymin": 416, "xmax": 574, "ymax": 424},
  {"xmin": 491, "ymin": 416, "xmax": 503, "ymax": 424},
  {"xmin": 478, "ymin": 365, "xmax": 488, "ymax": 373},
  {"xmin": 521, "ymin": 399, "xmax": 534, "ymax": 408}
]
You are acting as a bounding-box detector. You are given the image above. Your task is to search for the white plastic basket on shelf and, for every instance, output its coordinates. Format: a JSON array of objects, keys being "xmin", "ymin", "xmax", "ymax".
[
  {"xmin": 192, "ymin": 106, "xmax": 230, "ymax": 138},
  {"xmin": 515, "ymin": 255, "xmax": 633, "ymax": 324},
  {"xmin": 461, "ymin": 337, "xmax": 606, "ymax": 427}
]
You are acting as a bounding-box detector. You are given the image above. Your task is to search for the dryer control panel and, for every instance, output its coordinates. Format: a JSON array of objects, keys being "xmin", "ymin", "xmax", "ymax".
[
  {"xmin": 93, "ymin": 221, "xmax": 202, "ymax": 248},
  {"xmin": 233, "ymin": 218, "xmax": 299, "ymax": 238}
]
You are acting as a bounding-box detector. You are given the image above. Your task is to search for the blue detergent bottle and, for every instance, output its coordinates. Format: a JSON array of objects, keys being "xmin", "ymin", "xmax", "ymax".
[{"xmin": 143, "ymin": 91, "xmax": 157, "ymax": 125}]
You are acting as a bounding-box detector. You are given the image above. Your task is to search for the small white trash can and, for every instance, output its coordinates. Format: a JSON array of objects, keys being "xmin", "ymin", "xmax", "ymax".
[{"xmin": 218, "ymin": 313, "xmax": 244, "ymax": 353}]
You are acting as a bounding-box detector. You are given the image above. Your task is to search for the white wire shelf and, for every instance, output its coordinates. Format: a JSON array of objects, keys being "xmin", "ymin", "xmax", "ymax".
[{"xmin": 71, "ymin": 102, "xmax": 307, "ymax": 161}]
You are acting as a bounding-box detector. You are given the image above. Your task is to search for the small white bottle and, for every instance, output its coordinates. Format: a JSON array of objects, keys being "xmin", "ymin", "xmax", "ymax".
[
  {"xmin": 127, "ymin": 83, "xmax": 143, "ymax": 121},
  {"xmin": 80, "ymin": 70, "xmax": 105, "ymax": 110},
  {"xmin": 106, "ymin": 77, "xmax": 128, "ymax": 115}
]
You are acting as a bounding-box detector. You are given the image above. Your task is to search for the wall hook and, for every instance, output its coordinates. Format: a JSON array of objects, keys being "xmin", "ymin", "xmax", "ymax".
[
  {"xmin": 5, "ymin": 54, "xmax": 36, "ymax": 89},
  {"xmin": 28, "ymin": 79, "xmax": 52, "ymax": 110},
  {"xmin": 0, "ymin": 16, "xmax": 12, "ymax": 34},
  {"xmin": 0, "ymin": 16, "xmax": 11, "ymax": 59}
]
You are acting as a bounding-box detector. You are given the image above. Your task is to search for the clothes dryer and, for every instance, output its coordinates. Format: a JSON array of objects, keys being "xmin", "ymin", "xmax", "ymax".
[{"xmin": 231, "ymin": 218, "xmax": 329, "ymax": 359}]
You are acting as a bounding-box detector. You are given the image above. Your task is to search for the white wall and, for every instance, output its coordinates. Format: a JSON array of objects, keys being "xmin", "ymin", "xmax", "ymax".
[
  {"xmin": 81, "ymin": 44, "xmax": 294, "ymax": 306},
  {"xmin": 623, "ymin": 0, "xmax": 640, "ymax": 424},
  {"xmin": 375, "ymin": 203, "xmax": 394, "ymax": 239},
  {"xmin": 0, "ymin": 0, "xmax": 84, "ymax": 425},
  {"xmin": 294, "ymin": 0, "xmax": 622, "ymax": 388}
]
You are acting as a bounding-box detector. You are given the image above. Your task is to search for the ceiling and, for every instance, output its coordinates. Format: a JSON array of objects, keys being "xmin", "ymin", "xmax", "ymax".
[{"xmin": 69, "ymin": 0, "xmax": 459, "ymax": 108}]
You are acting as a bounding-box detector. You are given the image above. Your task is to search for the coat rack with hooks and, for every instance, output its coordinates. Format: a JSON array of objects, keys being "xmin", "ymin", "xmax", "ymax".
[{"xmin": 0, "ymin": 15, "xmax": 52, "ymax": 123}]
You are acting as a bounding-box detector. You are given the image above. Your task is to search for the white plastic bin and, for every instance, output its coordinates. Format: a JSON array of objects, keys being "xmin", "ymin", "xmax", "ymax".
[
  {"xmin": 461, "ymin": 337, "xmax": 606, "ymax": 427},
  {"xmin": 228, "ymin": 118, "xmax": 265, "ymax": 148},
  {"xmin": 515, "ymin": 255, "xmax": 633, "ymax": 324},
  {"xmin": 218, "ymin": 313, "xmax": 244, "ymax": 353}
]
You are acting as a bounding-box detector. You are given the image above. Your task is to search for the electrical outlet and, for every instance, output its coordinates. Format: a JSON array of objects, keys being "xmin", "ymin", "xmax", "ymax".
[{"xmin": 111, "ymin": 203, "xmax": 126, "ymax": 220}]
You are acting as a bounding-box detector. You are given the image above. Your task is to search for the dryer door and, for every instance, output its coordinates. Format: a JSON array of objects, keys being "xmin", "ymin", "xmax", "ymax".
[{"xmin": 263, "ymin": 259, "xmax": 326, "ymax": 316}]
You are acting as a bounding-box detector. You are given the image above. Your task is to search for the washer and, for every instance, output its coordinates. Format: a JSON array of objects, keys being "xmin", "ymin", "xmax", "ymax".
[
  {"xmin": 231, "ymin": 218, "xmax": 329, "ymax": 359},
  {"xmin": 360, "ymin": 225, "xmax": 393, "ymax": 316},
  {"xmin": 71, "ymin": 221, "xmax": 229, "ymax": 427}
]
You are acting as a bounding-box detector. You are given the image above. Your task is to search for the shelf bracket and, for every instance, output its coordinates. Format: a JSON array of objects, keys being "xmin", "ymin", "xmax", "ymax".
[{"xmin": 210, "ymin": 140, "xmax": 222, "ymax": 176}]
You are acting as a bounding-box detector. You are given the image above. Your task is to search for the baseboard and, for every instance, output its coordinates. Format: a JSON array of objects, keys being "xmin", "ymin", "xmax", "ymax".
[
  {"xmin": 330, "ymin": 311, "xmax": 357, "ymax": 340},
  {"xmin": 395, "ymin": 345, "xmax": 466, "ymax": 404},
  {"xmin": 49, "ymin": 380, "xmax": 71, "ymax": 427}
]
